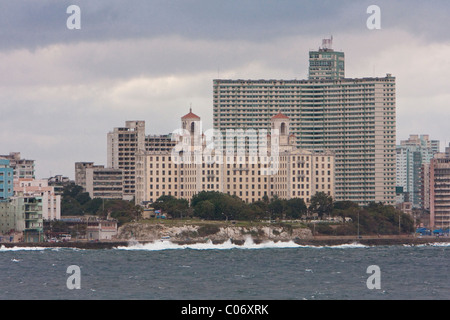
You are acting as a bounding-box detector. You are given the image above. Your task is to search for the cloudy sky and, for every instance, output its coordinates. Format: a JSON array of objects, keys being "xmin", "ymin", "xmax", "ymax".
[{"xmin": 1, "ymin": 0, "xmax": 449, "ymax": 179}]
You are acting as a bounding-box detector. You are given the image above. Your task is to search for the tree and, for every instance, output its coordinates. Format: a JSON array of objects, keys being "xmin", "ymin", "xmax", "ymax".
[
  {"xmin": 285, "ymin": 198, "xmax": 307, "ymax": 219},
  {"xmin": 153, "ymin": 195, "xmax": 189, "ymax": 219},
  {"xmin": 194, "ymin": 200, "xmax": 216, "ymax": 220},
  {"xmin": 268, "ymin": 196, "xmax": 286, "ymax": 219},
  {"xmin": 308, "ymin": 192, "xmax": 333, "ymax": 218}
]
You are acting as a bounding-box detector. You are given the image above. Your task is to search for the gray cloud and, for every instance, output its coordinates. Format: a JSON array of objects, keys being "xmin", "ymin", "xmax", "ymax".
[{"xmin": 1, "ymin": 0, "xmax": 450, "ymax": 179}]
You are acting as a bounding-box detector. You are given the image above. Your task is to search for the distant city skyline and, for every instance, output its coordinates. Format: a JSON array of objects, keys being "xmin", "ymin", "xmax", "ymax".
[{"xmin": 1, "ymin": 1, "xmax": 449, "ymax": 179}]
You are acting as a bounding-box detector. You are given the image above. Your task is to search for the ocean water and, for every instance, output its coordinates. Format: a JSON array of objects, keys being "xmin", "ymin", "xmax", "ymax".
[{"xmin": 1, "ymin": 238, "xmax": 449, "ymax": 300}]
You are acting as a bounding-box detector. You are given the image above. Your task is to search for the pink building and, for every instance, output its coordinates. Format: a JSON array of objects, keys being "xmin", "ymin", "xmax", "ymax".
[
  {"xmin": 13, "ymin": 178, "xmax": 61, "ymax": 220},
  {"xmin": 426, "ymin": 155, "xmax": 450, "ymax": 229}
]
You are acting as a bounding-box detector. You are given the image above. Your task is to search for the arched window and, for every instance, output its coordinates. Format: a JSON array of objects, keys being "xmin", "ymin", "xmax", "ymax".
[
  {"xmin": 190, "ymin": 122, "xmax": 195, "ymax": 134},
  {"xmin": 281, "ymin": 122, "xmax": 286, "ymax": 135}
]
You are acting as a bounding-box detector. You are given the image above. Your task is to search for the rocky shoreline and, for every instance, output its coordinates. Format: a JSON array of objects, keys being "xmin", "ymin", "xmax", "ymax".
[{"xmin": 2, "ymin": 222, "xmax": 448, "ymax": 249}]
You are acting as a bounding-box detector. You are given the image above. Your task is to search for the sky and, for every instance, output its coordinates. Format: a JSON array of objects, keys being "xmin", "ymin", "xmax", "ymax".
[{"xmin": 1, "ymin": 0, "xmax": 449, "ymax": 179}]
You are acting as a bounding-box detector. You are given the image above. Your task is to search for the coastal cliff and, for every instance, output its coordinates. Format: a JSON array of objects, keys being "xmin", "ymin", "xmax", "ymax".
[{"xmin": 116, "ymin": 222, "xmax": 313, "ymax": 243}]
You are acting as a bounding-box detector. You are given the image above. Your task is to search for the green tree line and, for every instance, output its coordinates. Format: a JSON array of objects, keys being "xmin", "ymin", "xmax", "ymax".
[{"xmin": 62, "ymin": 184, "xmax": 414, "ymax": 235}]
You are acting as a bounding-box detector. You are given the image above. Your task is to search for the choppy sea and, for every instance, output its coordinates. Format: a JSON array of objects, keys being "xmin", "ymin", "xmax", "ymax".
[{"xmin": 1, "ymin": 238, "xmax": 449, "ymax": 300}]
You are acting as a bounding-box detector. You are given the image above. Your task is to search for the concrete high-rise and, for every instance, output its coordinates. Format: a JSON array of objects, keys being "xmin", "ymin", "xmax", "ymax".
[
  {"xmin": 0, "ymin": 159, "xmax": 14, "ymax": 201},
  {"xmin": 213, "ymin": 42, "xmax": 396, "ymax": 206},
  {"xmin": 107, "ymin": 121, "xmax": 177, "ymax": 200},
  {"xmin": 308, "ymin": 37, "xmax": 345, "ymax": 80},
  {"xmin": 107, "ymin": 121, "xmax": 146, "ymax": 200},
  {"xmin": 396, "ymin": 134, "xmax": 440, "ymax": 208},
  {"xmin": 423, "ymin": 154, "xmax": 450, "ymax": 229}
]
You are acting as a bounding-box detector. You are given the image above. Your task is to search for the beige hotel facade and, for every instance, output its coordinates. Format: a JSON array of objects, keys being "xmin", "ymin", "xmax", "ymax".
[{"xmin": 135, "ymin": 110, "xmax": 334, "ymax": 206}]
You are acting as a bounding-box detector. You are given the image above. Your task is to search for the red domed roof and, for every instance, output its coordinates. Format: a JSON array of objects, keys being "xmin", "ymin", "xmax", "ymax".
[
  {"xmin": 182, "ymin": 108, "xmax": 200, "ymax": 120},
  {"xmin": 271, "ymin": 112, "xmax": 289, "ymax": 120}
]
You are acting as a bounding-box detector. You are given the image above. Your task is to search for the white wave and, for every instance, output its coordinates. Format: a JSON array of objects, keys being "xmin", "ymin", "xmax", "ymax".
[
  {"xmin": 413, "ymin": 242, "xmax": 450, "ymax": 248},
  {"xmin": 114, "ymin": 238, "xmax": 368, "ymax": 251},
  {"xmin": 0, "ymin": 245, "xmax": 49, "ymax": 252},
  {"xmin": 325, "ymin": 242, "xmax": 369, "ymax": 249}
]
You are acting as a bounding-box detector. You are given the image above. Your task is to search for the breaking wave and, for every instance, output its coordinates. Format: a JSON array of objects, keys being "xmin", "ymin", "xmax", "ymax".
[
  {"xmin": 0, "ymin": 245, "xmax": 50, "ymax": 252},
  {"xmin": 115, "ymin": 237, "xmax": 369, "ymax": 251}
]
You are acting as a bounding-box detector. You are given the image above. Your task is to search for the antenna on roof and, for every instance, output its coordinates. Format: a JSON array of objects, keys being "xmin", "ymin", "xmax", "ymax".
[{"xmin": 322, "ymin": 36, "xmax": 333, "ymax": 50}]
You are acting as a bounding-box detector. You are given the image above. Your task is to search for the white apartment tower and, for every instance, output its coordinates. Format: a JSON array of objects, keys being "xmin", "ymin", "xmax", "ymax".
[
  {"xmin": 107, "ymin": 121, "xmax": 146, "ymax": 200},
  {"xmin": 213, "ymin": 42, "xmax": 396, "ymax": 206}
]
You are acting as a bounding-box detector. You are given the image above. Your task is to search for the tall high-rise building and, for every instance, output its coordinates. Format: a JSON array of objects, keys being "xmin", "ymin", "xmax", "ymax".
[
  {"xmin": 107, "ymin": 121, "xmax": 146, "ymax": 200},
  {"xmin": 0, "ymin": 159, "xmax": 14, "ymax": 201},
  {"xmin": 396, "ymin": 134, "xmax": 440, "ymax": 208},
  {"xmin": 308, "ymin": 37, "xmax": 345, "ymax": 80},
  {"xmin": 107, "ymin": 121, "xmax": 177, "ymax": 200},
  {"xmin": 423, "ymin": 154, "xmax": 450, "ymax": 229},
  {"xmin": 213, "ymin": 42, "xmax": 396, "ymax": 206}
]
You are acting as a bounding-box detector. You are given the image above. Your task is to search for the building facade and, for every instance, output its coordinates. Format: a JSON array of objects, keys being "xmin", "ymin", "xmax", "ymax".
[
  {"xmin": 0, "ymin": 159, "xmax": 14, "ymax": 201},
  {"xmin": 135, "ymin": 110, "xmax": 335, "ymax": 206},
  {"xmin": 0, "ymin": 196, "xmax": 44, "ymax": 242},
  {"xmin": 308, "ymin": 37, "xmax": 345, "ymax": 80},
  {"xmin": 13, "ymin": 178, "xmax": 61, "ymax": 220},
  {"xmin": 396, "ymin": 134, "xmax": 440, "ymax": 208},
  {"xmin": 107, "ymin": 121, "xmax": 177, "ymax": 200},
  {"xmin": 107, "ymin": 121, "xmax": 146, "ymax": 200},
  {"xmin": 0, "ymin": 152, "xmax": 35, "ymax": 180},
  {"xmin": 75, "ymin": 162, "xmax": 123, "ymax": 200},
  {"xmin": 423, "ymin": 154, "xmax": 450, "ymax": 229},
  {"xmin": 213, "ymin": 74, "xmax": 396, "ymax": 206}
]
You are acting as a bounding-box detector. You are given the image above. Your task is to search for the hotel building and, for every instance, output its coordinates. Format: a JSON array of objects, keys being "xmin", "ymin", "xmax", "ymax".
[
  {"xmin": 135, "ymin": 110, "xmax": 334, "ymax": 206},
  {"xmin": 213, "ymin": 41, "xmax": 396, "ymax": 206}
]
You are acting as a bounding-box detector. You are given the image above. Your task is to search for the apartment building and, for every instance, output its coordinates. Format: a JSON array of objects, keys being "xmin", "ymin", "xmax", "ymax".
[
  {"xmin": 135, "ymin": 110, "xmax": 334, "ymax": 206},
  {"xmin": 396, "ymin": 134, "xmax": 439, "ymax": 208},
  {"xmin": 308, "ymin": 37, "xmax": 345, "ymax": 80},
  {"xmin": 423, "ymin": 154, "xmax": 450, "ymax": 229},
  {"xmin": 0, "ymin": 159, "xmax": 14, "ymax": 201},
  {"xmin": 107, "ymin": 121, "xmax": 145, "ymax": 200},
  {"xmin": 0, "ymin": 152, "xmax": 35, "ymax": 180},
  {"xmin": 107, "ymin": 121, "xmax": 177, "ymax": 200},
  {"xmin": 213, "ymin": 42, "xmax": 396, "ymax": 206},
  {"xmin": 13, "ymin": 178, "xmax": 61, "ymax": 220},
  {"xmin": 0, "ymin": 196, "xmax": 44, "ymax": 242},
  {"xmin": 75, "ymin": 162, "xmax": 123, "ymax": 200}
]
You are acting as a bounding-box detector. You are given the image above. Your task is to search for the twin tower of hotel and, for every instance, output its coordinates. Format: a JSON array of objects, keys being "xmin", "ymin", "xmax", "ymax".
[{"xmin": 105, "ymin": 38, "xmax": 396, "ymax": 207}]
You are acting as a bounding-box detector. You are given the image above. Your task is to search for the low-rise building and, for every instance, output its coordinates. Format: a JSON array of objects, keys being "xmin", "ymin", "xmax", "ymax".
[
  {"xmin": 86, "ymin": 217, "xmax": 118, "ymax": 241},
  {"xmin": 0, "ymin": 152, "xmax": 35, "ymax": 180},
  {"xmin": 75, "ymin": 162, "xmax": 123, "ymax": 199},
  {"xmin": 0, "ymin": 196, "xmax": 44, "ymax": 242},
  {"xmin": 14, "ymin": 178, "xmax": 61, "ymax": 220}
]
